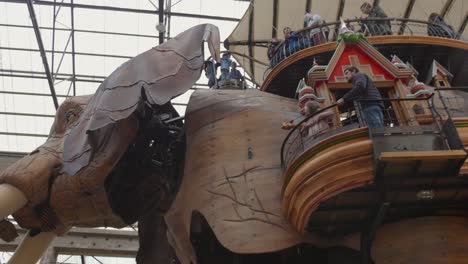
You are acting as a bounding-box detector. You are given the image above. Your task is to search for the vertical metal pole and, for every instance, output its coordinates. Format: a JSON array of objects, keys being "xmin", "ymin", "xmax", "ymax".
[
  {"xmin": 81, "ymin": 255, "xmax": 86, "ymax": 264},
  {"xmin": 166, "ymin": 0, "xmax": 171, "ymax": 39},
  {"xmin": 70, "ymin": 0, "xmax": 76, "ymax": 95},
  {"xmin": 51, "ymin": 0, "xmax": 56, "ymax": 79},
  {"xmin": 158, "ymin": 0, "xmax": 164, "ymax": 44},
  {"xmin": 26, "ymin": 0, "xmax": 59, "ymax": 109}
]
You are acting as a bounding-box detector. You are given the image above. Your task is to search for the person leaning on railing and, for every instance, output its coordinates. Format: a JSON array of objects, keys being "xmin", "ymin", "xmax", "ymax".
[
  {"xmin": 360, "ymin": 2, "xmax": 392, "ymax": 36},
  {"xmin": 228, "ymin": 62, "xmax": 245, "ymax": 84},
  {"xmin": 283, "ymin": 27, "xmax": 310, "ymax": 55},
  {"xmin": 428, "ymin": 12, "xmax": 456, "ymax": 39},
  {"xmin": 220, "ymin": 53, "xmax": 232, "ymax": 81},
  {"xmin": 204, "ymin": 59, "xmax": 218, "ymax": 88},
  {"xmin": 300, "ymin": 101, "xmax": 334, "ymax": 137},
  {"xmin": 267, "ymin": 37, "xmax": 281, "ymax": 66},
  {"xmin": 304, "ymin": 13, "xmax": 330, "ymax": 45},
  {"xmin": 337, "ymin": 66, "xmax": 384, "ymax": 128}
]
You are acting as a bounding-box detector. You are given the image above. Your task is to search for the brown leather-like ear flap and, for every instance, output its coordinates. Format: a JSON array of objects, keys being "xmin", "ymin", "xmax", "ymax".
[{"xmin": 62, "ymin": 24, "xmax": 220, "ymax": 176}]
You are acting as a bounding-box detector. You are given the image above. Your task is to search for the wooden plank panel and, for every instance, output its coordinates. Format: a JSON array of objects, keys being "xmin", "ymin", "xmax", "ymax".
[
  {"xmin": 379, "ymin": 150, "xmax": 467, "ymax": 162},
  {"xmin": 166, "ymin": 90, "xmax": 303, "ymax": 261}
]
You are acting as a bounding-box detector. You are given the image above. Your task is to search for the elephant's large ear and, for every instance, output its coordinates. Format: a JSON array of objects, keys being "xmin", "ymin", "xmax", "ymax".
[{"xmin": 62, "ymin": 24, "xmax": 220, "ymax": 176}]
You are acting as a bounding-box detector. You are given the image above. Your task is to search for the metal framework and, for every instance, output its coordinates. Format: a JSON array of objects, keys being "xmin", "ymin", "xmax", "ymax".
[
  {"xmin": 0, "ymin": 0, "xmax": 241, "ymax": 140},
  {"xmin": 25, "ymin": 0, "xmax": 59, "ymax": 109}
]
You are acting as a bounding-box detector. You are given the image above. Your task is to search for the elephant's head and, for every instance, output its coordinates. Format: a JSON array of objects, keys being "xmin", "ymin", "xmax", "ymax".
[{"xmin": 0, "ymin": 94, "xmax": 138, "ymax": 235}]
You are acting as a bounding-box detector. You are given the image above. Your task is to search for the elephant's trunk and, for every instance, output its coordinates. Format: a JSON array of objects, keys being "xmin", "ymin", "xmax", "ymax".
[{"xmin": 0, "ymin": 184, "xmax": 27, "ymax": 219}]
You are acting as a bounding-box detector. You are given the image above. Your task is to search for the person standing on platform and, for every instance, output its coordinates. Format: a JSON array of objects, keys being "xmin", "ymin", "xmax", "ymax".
[
  {"xmin": 360, "ymin": 2, "xmax": 392, "ymax": 36},
  {"xmin": 220, "ymin": 53, "xmax": 232, "ymax": 81},
  {"xmin": 337, "ymin": 66, "xmax": 384, "ymax": 128},
  {"xmin": 229, "ymin": 62, "xmax": 244, "ymax": 83},
  {"xmin": 204, "ymin": 60, "xmax": 217, "ymax": 88}
]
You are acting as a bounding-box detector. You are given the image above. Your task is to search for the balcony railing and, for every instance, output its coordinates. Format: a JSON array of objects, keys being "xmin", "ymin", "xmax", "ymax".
[
  {"xmin": 280, "ymin": 95, "xmax": 459, "ymax": 169},
  {"xmin": 269, "ymin": 18, "xmax": 464, "ymax": 68}
]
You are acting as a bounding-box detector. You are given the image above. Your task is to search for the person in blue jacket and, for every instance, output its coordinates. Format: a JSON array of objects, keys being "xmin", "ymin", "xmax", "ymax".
[{"xmin": 220, "ymin": 53, "xmax": 232, "ymax": 81}]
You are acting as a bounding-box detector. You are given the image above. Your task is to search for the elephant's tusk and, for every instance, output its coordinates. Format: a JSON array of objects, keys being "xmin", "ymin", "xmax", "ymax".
[
  {"xmin": 0, "ymin": 184, "xmax": 28, "ymax": 219},
  {"xmin": 8, "ymin": 230, "xmax": 57, "ymax": 264}
]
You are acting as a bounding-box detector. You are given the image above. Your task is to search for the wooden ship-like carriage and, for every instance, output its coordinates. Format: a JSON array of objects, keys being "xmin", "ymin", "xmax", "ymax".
[{"xmin": 165, "ymin": 1, "xmax": 468, "ymax": 263}]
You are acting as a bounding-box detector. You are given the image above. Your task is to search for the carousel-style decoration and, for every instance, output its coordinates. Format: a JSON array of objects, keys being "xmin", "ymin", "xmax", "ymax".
[
  {"xmin": 426, "ymin": 59, "xmax": 454, "ymax": 88},
  {"xmin": 281, "ymin": 26, "xmax": 468, "ymax": 264},
  {"xmin": 336, "ymin": 19, "xmax": 367, "ymax": 45},
  {"xmin": 297, "ymin": 78, "xmax": 326, "ymax": 111}
]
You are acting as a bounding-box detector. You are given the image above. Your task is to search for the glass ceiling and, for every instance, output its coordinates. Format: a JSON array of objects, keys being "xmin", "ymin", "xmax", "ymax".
[{"xmin": 0, "ymin": 0, "xmax": 249, "ymax": 152}]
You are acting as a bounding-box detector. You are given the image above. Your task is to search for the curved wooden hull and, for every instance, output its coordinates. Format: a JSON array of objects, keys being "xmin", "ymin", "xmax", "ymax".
[
  {"xmin": 166, "ymin": 91, "xmax": 468, "ymax": 263},
  {"xmin": 283, "ymin": 122, "xmax": 468, "ymax": 234}
]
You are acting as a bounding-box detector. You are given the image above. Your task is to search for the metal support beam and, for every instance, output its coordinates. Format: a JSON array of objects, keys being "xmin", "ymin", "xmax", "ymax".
[
  {"xmin": 51, "ymin": 0, "xmax": 57, "ymax": 82},
  {"xmin": 165, "ymin": 0, "xmax": 172, "ymax": 40},
  {"xmin": 458, "ymin": 14, "xmax": 468, "ymax": 38},
  {"xmin": 398, "ymin": 0, "xmax": 416, "ymax": 35},
  {"xmin": 305, "ymin": 0, "xmax": 312, "ymax": 14},
  {"xmin": 158, "ymin": 0, "xmax": 164, "ymax": 44},
  {"xmin": 0, "ymin": 73, "xmax": 103, "ymax": 84},
  {"xmin": 0, "ymin": 131, "xmax": 49, "ymax": 138},
  {"xmin": 440, "ymin": 0, "xmax": 455, "ymax": 18},
  {"xmin": 0, "ymin": 227, "xmax": 139, "ymax": 257},
  {"xmin": 0, "ymin": 68, "xmax": 107, "ymax": 80},
  {"xmin": 272, "ymin": 0, "xmax": 279, "ymax": 38},
  {"xmin": 0, "ymin": 46, "xmax": 133, "ymax": 59},
  {"xmin": 248, "ymin": 8, "xmax": 254, "ymax": 80},
  {"xmin": 71, "ymin": 0, "xmax": 77, "ymax": 95},
  {"xmin": 0, "ymin": 0, "xmax": 240, "ymax": 22},
  {"xmin": 0, "ymin": 111, "xmax": 55, "ymax": 118},
  {"xmin": 0, "ymin": 23, "xmax": 161, "ymax": 39},
  {"xmin": 25, "ymin": 0, "xmax": 59, "ymax": 109},
  {"xmin": 333, "ymin": 0, "xmax": 345, "ymax": 41}
]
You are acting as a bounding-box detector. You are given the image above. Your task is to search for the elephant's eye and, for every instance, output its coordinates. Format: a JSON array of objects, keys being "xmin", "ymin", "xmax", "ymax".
[{"xmin": 65, "ymin": 111, "xmax": 77, "ymax": 126}]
